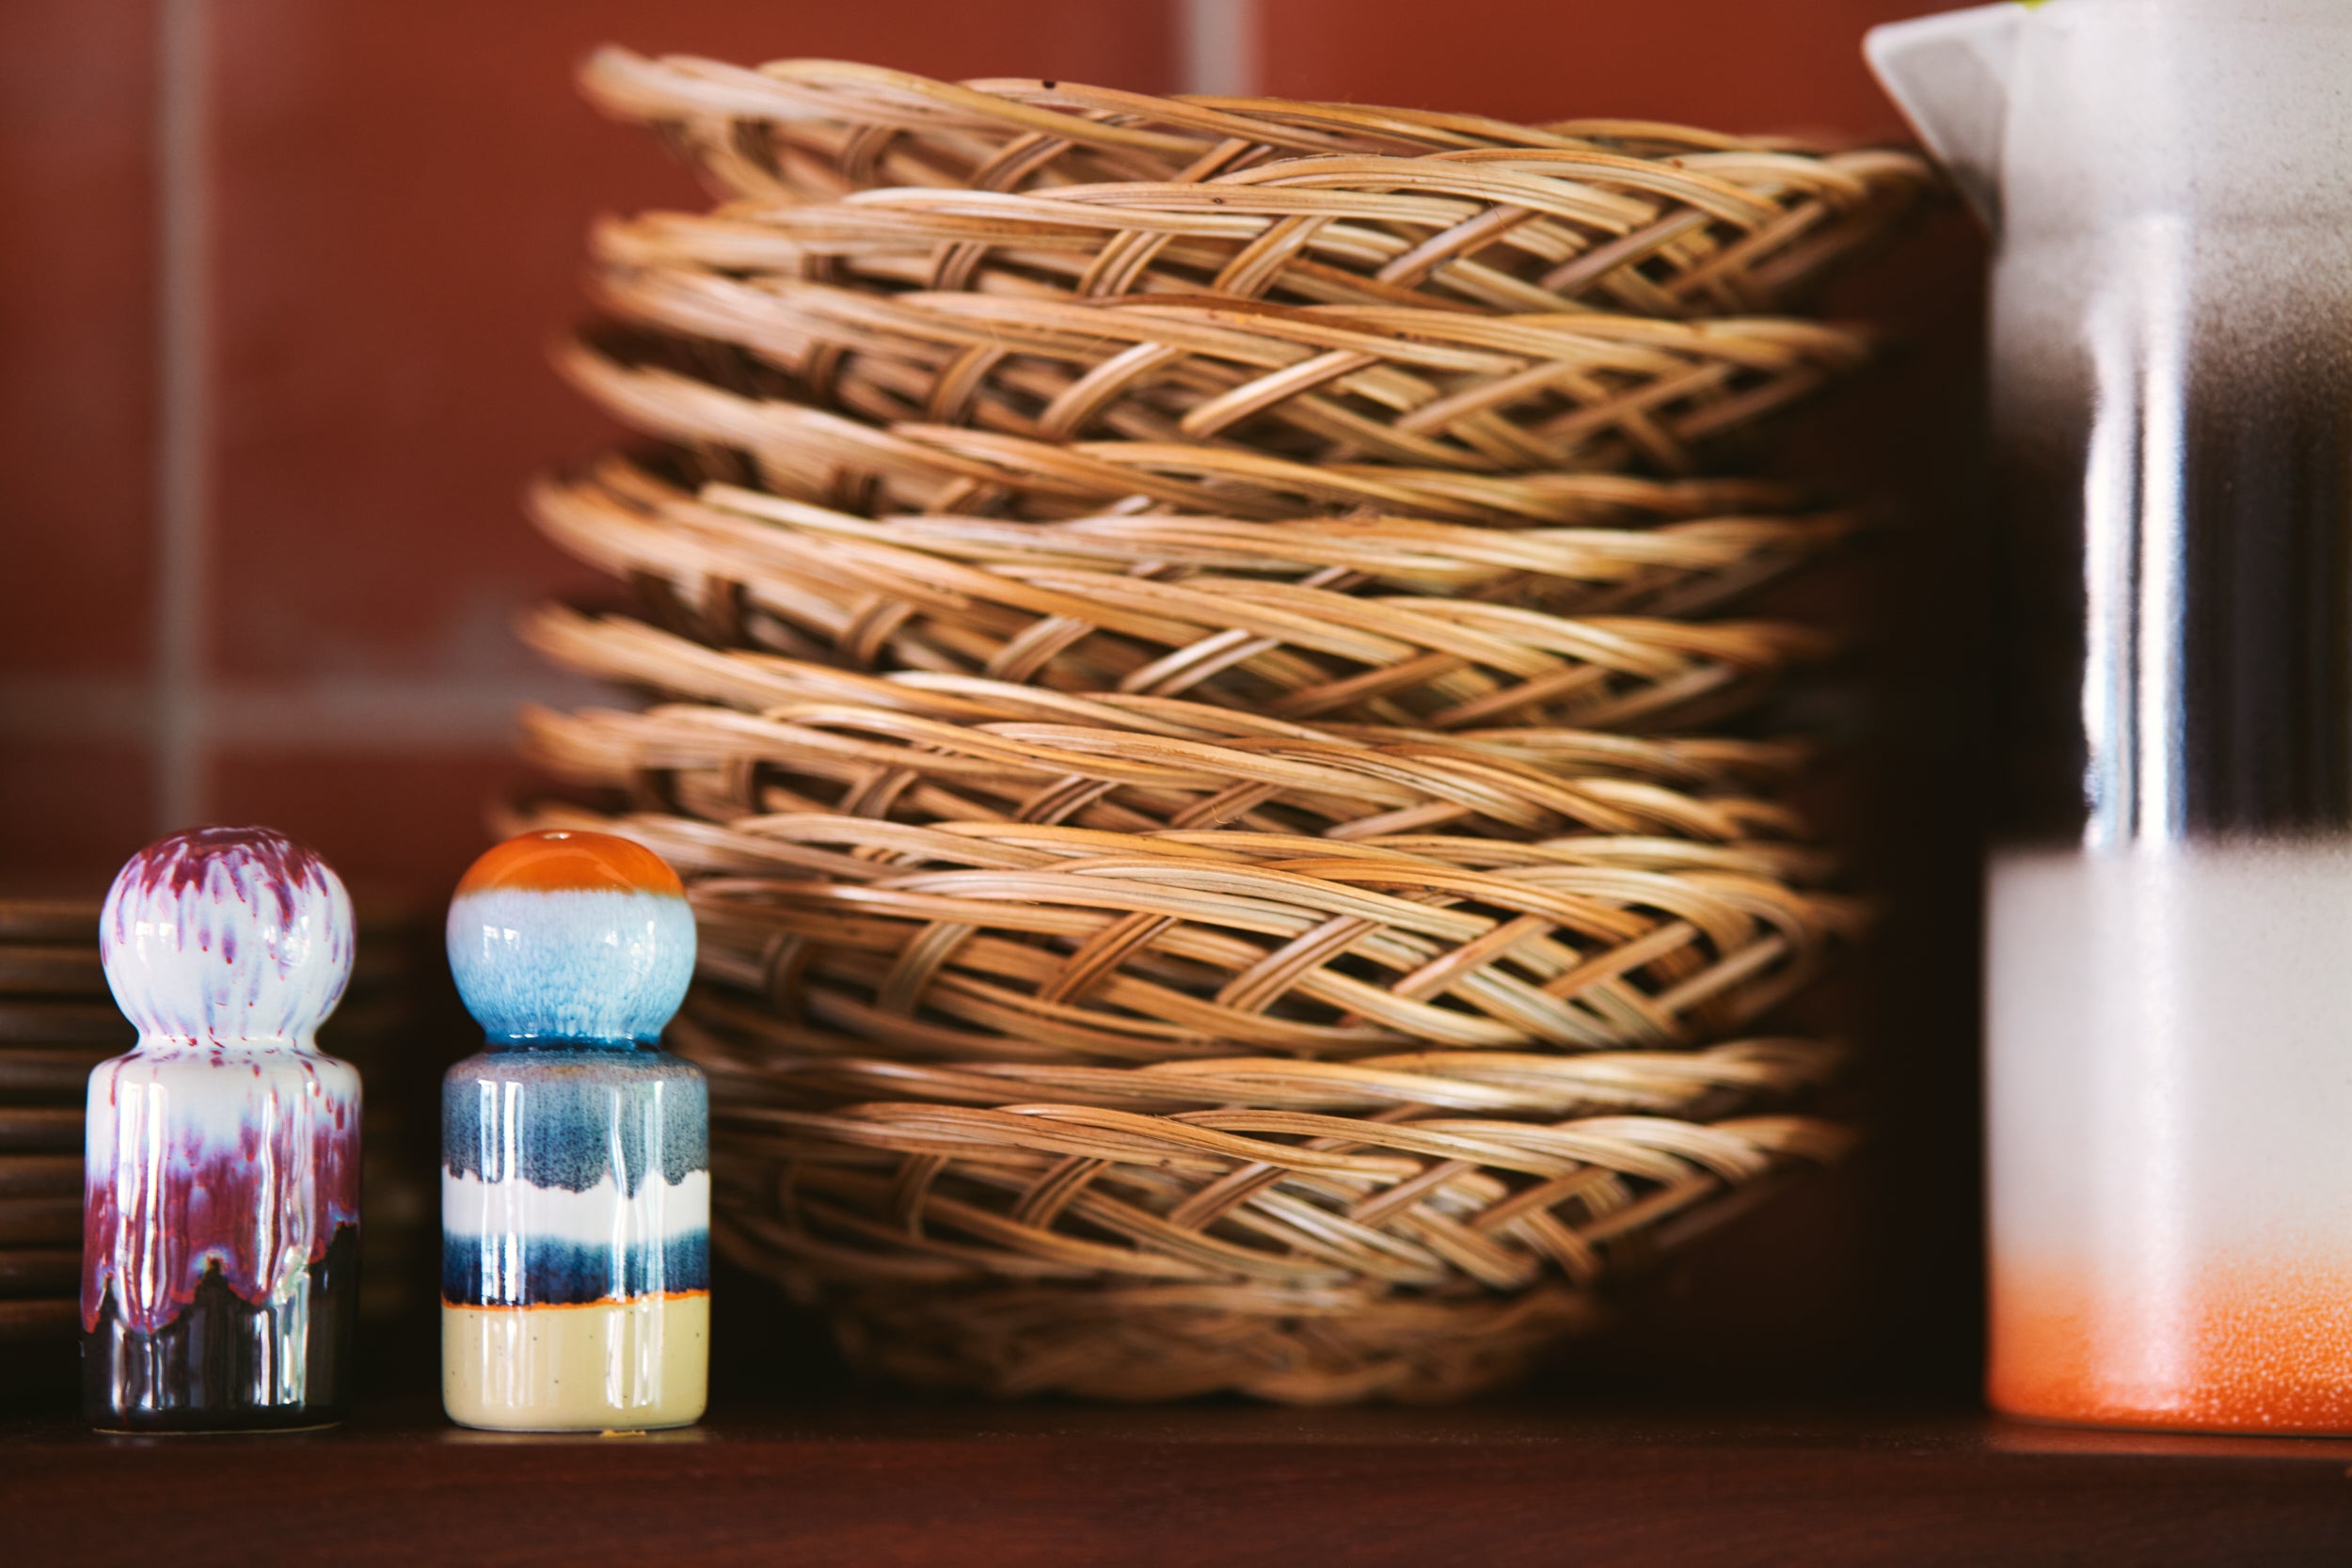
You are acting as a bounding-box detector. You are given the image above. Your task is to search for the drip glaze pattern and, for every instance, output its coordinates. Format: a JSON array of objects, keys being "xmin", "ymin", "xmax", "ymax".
[{"xmin": 83, "ymin": 826, "xmax": 361, "ymax": 1431}]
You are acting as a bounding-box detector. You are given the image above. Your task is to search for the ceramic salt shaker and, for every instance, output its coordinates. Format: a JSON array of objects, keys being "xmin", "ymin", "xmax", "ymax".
[
  {"xmin": 440, "ymin": 830, "xmax": 707, "ymax": 1431},
  {"xmin": 84, "ymin": 827, "xmax": 362, "ymax": 1432}
]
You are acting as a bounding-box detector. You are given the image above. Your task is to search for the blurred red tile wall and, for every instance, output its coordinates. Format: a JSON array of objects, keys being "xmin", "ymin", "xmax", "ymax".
[
  {"xmin": 2, "ymin": 1, "xmax": 159, "ymax": 879},
  {"xmin": 4, "ymin": 0, "xmax": 1957, "ymax": 904},
  {"xmin": 2, "ymin": 0, "xmax": 1179, "ymax": 898},
  {"xmin": 1260, "ymin": 0, "xmax": 1952, "ymax": 136}
]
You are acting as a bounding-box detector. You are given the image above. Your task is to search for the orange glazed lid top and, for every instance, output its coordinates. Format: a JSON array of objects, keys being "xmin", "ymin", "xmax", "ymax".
[{"xmin": 453, "ymin": 830, "xmax": 684, "ymax": 899}]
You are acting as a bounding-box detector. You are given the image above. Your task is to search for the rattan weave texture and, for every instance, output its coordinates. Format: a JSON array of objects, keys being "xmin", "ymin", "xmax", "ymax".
[
  {"xmin": 672, "ymin": 991, "xmax": 1852, "ymax": 1400},
  {"xmin": 532, "ymin": 465, "xmax": 1834, "ymax": 732},
  {"xmin": 580, "ymin": 50, "xmax": 1931, "ymax": 319},
  {"xmin": 502, "ymin": 800, "xmax": 1857, "ymax": 1063},
  {"xmin": 592, "ymin": 264, "xmax": 1872, "ymax": 474},
  {"xmin": 523, "ymin": 605, "xmax": 1808, "ymax": 755},
  {"xmin": 519, "ymin": 622, "xmax": 1818, "ymax": 857},
  {"xmin": 522, "ymin": 48, "xmax": 1918, "ymax": 1402},
  {"xmin": 566, "ymin": 337, "xmax": 1831, "ymax": 523}
]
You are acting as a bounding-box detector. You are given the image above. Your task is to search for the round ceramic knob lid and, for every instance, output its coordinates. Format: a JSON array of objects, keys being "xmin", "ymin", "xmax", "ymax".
[
  {"xmin": 100, "ymin": 826, "xmax": 356, "ymax": 1045},
  {"xmin": 446, "ymin": 830, "xmax": 695, "ymax": 1046}
]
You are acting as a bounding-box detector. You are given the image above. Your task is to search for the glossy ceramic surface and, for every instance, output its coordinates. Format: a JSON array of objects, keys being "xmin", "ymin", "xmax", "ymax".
[
  {"xmin": 440, "ymin": 831, "xmax": 707, "ymax": 1432},
  {"xmin": 84, "ymin": 826, "xmax": 361, "ymax": 1431},
  {"xmin": 446, "ymin": 831, "xmax": 696, "ymax": 1047}
]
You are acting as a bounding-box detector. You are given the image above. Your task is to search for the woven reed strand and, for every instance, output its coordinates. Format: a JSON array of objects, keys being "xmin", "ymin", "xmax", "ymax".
[
  {"xmin": 522, "ymin": 606, "xmax": 1815, "ymax": 763},
  {"xmin": 580, "ymin": 50, "xmax": 1931, "ymax": 319},
  {"xmin": 699, "ymin": 1083, "xmax": 1854, "ymax": 1285},
  {"xmin": 523, "ymin": 602, "xmax": 1820, "ymax": 840},
  {"xmin": 534, "ymin": 467, "xmax": 1852, "ymax": 620},
  {"xmin": 565, "ymin": 336, "xmax": 1821, "ymax": 524},
  {"xmin": 590, "ymin": 263, "xmax": 1873, "ymax": 475},
  {"xmin": 520, "ymin": 614, "xmax": 1822, "ymax": 863},
  {"xmin": 682, "ymin": 1020, "xmax": 1851, "ymax": 1399},
  {"xmin": 531, "ymin": 463, "xmax": 1835, "ymax": 733},
  {"xmin": 503, "ymin": 800, "xmax": 1858, "ymax": 1062}
]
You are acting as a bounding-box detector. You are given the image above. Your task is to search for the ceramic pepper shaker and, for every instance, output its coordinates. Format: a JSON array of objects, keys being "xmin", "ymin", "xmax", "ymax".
[
  {"xmin": 440, "ymin": 830, "xmax": 707, "ymax": 1431},
  {"xmin": 83, "ymin": 827, "xmax": 362, "ymax": 1432}
]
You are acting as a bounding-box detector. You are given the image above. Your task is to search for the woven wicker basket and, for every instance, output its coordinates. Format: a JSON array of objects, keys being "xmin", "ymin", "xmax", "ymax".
[
  {"xmin": 529, "ymin": 601, "xmax": 1803, "ymax": 735},
  {"xmin": 580, "ymin": 50, "xmax": 1931, "ymax": 319},
  {"xmin": 528, "ymin": 593, "xmax": 1809, "ymax": 757},
  {"xmin": 540, "ymin": 473, "xmax": 1853, "ymax": 619},
  {"xmin": 688, "ymin": 1035, "xmax": 1851, "ymax": 1402},
  {"xmin": 531, "ymin": 464, "xmax": 1834, "ymax": 732},
  {"xmin": 589, "ymin": 262, "xmax": 1872, "ymax": 474},
  {"xmin": 504, "ymin": 796, "xmax": 1855, "ymax": 1063},
  {"xmin": 521, "ymin": 609, "xmax": 1818, "ymax": 843},
  {"xmin": 459, "ymin": 797, "xmax": 1848, "ymax": 1401},
  {"xmin": 493, "ymin": 801, "xmax": 1851, "ymax": 1402},
  {"xmin": 565, "ymin": 337, "xmax": 1831, "ymax": 523},
  {"xmin": 513, "ymin": 47, "xmax": 1910, "ymax": 1403}
]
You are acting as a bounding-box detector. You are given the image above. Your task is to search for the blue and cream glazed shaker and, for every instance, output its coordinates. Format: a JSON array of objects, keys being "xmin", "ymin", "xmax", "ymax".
[{"xmin": 440, "ymin": 830, "xmax": 707, "ymax": 1431}]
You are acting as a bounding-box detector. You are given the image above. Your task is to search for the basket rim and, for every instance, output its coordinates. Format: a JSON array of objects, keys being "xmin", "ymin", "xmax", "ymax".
[
  {"xmin": 587, "ymin": 267, "xmax": 1875, "ymax": 474},
  {"xmin": 530, "ymin": 462, "xmax": 1836, "ymax": 734},
  {"xmin": 681, "ymin": 1021, "xmax": 1849, "ymax": 1119},
  {"xmin": 523, "ymin": 602, "xmax": 1824, "ymax": 774},
  {"xmin": 581, "ymin": 47, "xmax": 1935, "ymax": 167},
  {"xmin": 504, "ymin": 797, "xmax": 1865, "ymax": 1060},
  {"xmin": 534, "ymin": 464, "xmax": 1841, "ymax": 655},
  {"xmin": 519, "ymin": 695, "xmax": 1823, "ymax": 852},
  {"xmin": 576, "ymin": 50, "xmax": 1936, "ymax": 336},
  {"xmin": 564, "ymin": 338, "xmax": 1820, "ymax": 524}
]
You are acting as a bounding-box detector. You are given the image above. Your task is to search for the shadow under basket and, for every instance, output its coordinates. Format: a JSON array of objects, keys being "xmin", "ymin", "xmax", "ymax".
[
  {"xmin": 689, "ymin": 1042, "xmax": 1852, "ymax": 1402},
  {"xmin": 803, "ymin": 1279, "xmax": 1609, "ymax": 1404}
]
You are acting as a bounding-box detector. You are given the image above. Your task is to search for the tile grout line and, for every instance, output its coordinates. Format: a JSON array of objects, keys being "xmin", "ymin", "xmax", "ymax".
[
  {"xmin": 125, "ymin": 3, "xmax": 1252, "ymax": 819},
  {"xmin": 1181, "ymin": 0, "xmax": 1259, "ymax": 97},
  {"xmin": 154, "ymin": 0, "xmax": 210, "ymax": 830}
]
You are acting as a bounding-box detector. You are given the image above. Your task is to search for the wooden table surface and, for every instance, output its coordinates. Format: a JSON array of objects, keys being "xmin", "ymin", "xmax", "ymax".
[{"xmin": 8, "ymin": 1388, "xmax": 2352, "ymax": 1566}]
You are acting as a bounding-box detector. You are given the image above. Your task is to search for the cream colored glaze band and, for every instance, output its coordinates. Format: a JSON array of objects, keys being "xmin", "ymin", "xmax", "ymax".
[{"xmin": 442, "ymin": 1293, "xmax": 708, "ymax": 1432}]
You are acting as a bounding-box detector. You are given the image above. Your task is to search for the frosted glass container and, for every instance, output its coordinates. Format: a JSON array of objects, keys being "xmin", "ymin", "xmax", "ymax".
[{"xmin": 1874, "ymin": 0, "xmax": 2352, "ymax": 1431}]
